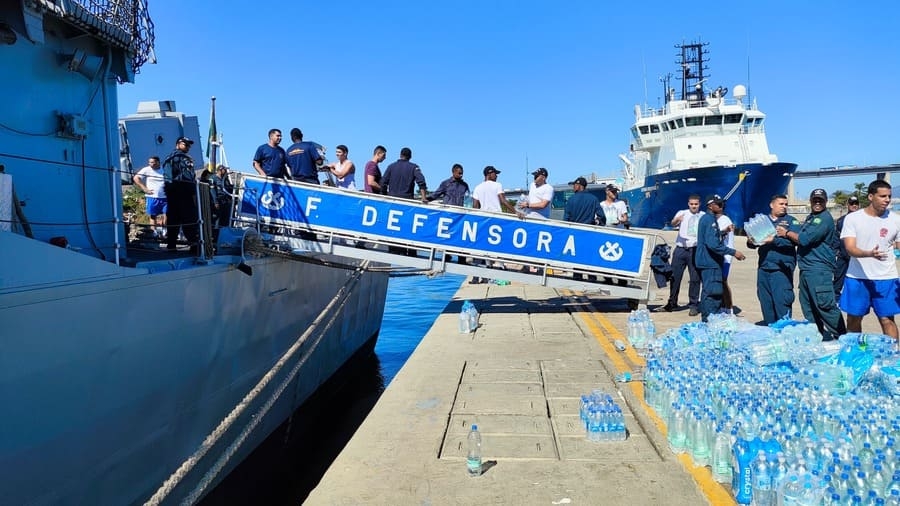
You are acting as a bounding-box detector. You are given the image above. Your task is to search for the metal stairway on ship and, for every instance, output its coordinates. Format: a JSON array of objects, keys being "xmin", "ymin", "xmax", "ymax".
[{"xmin": 230, "ymin": 173, "xmax": 665, "ymax": 304}]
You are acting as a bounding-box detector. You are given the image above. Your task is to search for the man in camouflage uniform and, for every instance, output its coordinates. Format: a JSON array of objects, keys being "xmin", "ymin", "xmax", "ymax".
[{"xmin": 163, "ymin": 136, "xmax": 199, "ymax": 252}]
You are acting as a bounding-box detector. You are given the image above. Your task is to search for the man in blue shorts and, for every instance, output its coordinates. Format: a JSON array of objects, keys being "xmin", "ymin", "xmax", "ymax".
[
  {"xmin": 132, "ymin": 155, "xmax": 167, "ymax": 236},
  {"xmin": 839, "ymin": 179, "xmax": 900, "ymax": 339},
  {"xmin": 252, "ymin": 128, "xmax": 288, "ymax": 178}
]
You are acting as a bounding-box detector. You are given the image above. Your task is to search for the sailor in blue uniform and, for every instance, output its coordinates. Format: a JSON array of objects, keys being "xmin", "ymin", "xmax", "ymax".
[
  {"xmin": 776, "ymin": 188, "xmax": 846, "ymax": 340},
  {"xmin": 747, "ymin": 194, "xmax": 800, "ymax": 324},
  {"xmin": 695, "ymin": 195, "xmax": 746, "ymax": 321}
]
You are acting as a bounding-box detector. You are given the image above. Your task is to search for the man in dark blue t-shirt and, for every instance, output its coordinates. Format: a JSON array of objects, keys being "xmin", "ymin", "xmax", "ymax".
[
  {"xmin": 563, "ymin": 177, "xmax": 602, "ymax": 225},
  {"xmin": 252, "ymin": 128, "xmax": 288, "ymax": 178},
  {"xmin": 383, "ymin": 147, "xmax": 427, "ymax": 201},
  {"xmin": 285, "ymin": 128, "xmax": 322, "ymax": 184}
]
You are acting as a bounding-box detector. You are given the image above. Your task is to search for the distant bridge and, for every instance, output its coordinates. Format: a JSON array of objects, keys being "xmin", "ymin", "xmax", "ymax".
[
  {"xmin": 787, "ymin": 163, "xmax": 900, "ymax": 201},
  {"xmin": 792, "ymin": 163, "xmax": 900, "ymax": 180}
]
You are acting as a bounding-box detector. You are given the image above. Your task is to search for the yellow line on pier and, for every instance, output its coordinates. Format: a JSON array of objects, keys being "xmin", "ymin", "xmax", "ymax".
[{"xmin": 573, "ymin": 301, "xmax": 736, "ymax": 506}]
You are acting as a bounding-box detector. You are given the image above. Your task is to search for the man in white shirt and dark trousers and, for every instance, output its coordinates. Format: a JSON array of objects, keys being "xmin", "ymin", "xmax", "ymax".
[
  {"xmin": 470, "ymin": 165, "xmax": 517, "ymax": 284},
  {"xmin": 659, "ymin": 194, "xmax": 704, "ymax": 314}
]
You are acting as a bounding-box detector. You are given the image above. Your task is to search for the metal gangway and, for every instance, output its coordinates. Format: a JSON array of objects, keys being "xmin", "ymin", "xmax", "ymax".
[{"xmin": 230, "ymin": 174, "xmax": 665, "ymax": 304}]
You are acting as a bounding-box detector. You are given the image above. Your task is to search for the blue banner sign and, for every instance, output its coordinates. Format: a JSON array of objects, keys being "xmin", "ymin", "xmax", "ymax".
[{"xmin": 239, "ymin": 177, "xmax": 648, "ymax": 276}]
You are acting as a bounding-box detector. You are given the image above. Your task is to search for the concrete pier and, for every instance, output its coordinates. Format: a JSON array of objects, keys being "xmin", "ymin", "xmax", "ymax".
[{"xmin": 306, "ymin": 235, "xmax": 887, "ymax": 505}]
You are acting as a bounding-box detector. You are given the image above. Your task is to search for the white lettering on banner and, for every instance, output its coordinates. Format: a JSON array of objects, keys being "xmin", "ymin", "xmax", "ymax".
[
  {"xmin": 537, "ymin": 231, "xmax": 552, "ymax": 252},
  {"xmin": 488, "ymin": 224, "xmax": 502, "ymax": 245},
  {"xmin": 462, "ymin": 221, "xmax": 477, "ymax": 242},
  {"xmin": 362, "ymin": 206, "xmax": 377, "ymax": 226},
  {"xmin": 412, "ymin": 214, "xmax": 427, "ymax": 234},
  {"xmin": 562, "ymin": 235, "xmax": 576, "ymax": 256},
  {"xmin": 512, "ymin": 228, "xmax": 527, "ymax": 248},
  {"xmin": 387, "ymin": 210, "xmax": 402, "ymax": 231},
  {"xmin": 305, "ymin": 196, "xmax": 321, "ymax": 216},
  {"xmin": 349, "ymin": 204, "xmax": 634, "ymax": 264},
  {"xmin": 436, "ymin": 217, "xmax": 452, "ymax": 238}
]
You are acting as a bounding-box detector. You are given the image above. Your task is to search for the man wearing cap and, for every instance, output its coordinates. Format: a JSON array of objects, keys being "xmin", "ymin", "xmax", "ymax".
[
  {"xmin": 470, "ymin": 166, "xmax": 517, "ymax": 283},
  {"xmin": 472, "ymin": 166, "xmax": 516, "ymax": 214},
  {"xmin": 162, "ymin": 136, "xmax": 199, "ymax": 252},
  {"xmin": 563, "ymin": 177, "xmax": 603, "ymax": 225},
  {"xmin": 564, "ymin": 177, "xmax": 603, "ymax": 282},
  {"xmin": 747, "ymin": 194, "xmax": 799, "ymax": 324},
  {"xmin": 253, "ymin": 128, "xmax": 290, "ymax": 179},
  {"xmin": 660, "ymin": 194, "xmax": 704, "ymax": 314},
  {"xmin": 777, "ymin": 189, "xmax": 846, "ymax": 340},
  {"xmin": 427, "ymin": 163, "xmax": 469, "ymax": 206},
  {"xmin": 600, "ymin": 184, "xmax": 628, "ymax": 229},
  {"xmin": 833, "ymin": 195, "xmax": 860, "ymax": 297},
  {"xmin": 517, "ymin": 167, "xmax": 553, "ymax": 219},
  {"xmin": 839, "ymin": 179, "xmax": 900, "ymax": 339},
  {"xmin": 695, "ymin": 195, "xmax": 746, "ymax": 321}
]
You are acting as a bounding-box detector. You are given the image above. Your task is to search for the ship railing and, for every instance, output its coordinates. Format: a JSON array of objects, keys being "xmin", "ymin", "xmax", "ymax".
[
  {"xmin": 228, "ymin": 173, "xmax": 664, "ymax": 303},
  {"xmin": 640, "ymin": 97, "xmax": 751, "ymax": 118}
]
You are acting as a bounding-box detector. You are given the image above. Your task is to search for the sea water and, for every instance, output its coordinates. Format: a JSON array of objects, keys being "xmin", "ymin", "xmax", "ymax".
[{"xmin": 202, "ymin": 273, "xmax": 465, "ymax": 504}]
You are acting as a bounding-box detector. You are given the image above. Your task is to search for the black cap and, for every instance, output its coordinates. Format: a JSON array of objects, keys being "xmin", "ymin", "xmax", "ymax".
[
  {"xmin": 176, "ymin": 136, "xmax": 194, "ymax": 145},
  {"xmin": 483, "ymin": 165, "xmax": 501, "ymax": 176},
  {"xmin": 569, "ymin": 177, "xmax": 588, "ymax": 186},
  {"xmin": 810, "ymin": 188, "xmax": 828, "ymax": 201},
  {"xmin": 705, "ymin": 194, "xmax": 725, "ymax": 206},
  {"xmin": 606, "ymin": 184, "xmax": 619, "ymax": 194},
  {"xmin": 848, "ymin": 195, "xmax": 859, "ymax": 204},
  {"xmin": 531, "ymin": 167, "xmax": 548, "ymax": 177}
]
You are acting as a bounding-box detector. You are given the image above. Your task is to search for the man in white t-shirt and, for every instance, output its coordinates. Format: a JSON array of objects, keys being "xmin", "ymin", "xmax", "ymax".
[
  {"xmin": 517, "ymin": 167, "xmax": 553, "ymax": 218},
  {"xmin": 659, "ymin": 194, "xmax": 704, "ymax": 314},
  {"xmin": 839, "ymin": 179, "xmax": 900, "ymax": 338},
  {"xmin": 470, "ymin": 166, "xmax": 517, "ymax": 283},
  {"xmin": 600, "ymin": 184, "xmax": 629, "ymax": 229},
  {"xmin": 132, "ymin": 156, "xmax": 167, "ymax": 235}
]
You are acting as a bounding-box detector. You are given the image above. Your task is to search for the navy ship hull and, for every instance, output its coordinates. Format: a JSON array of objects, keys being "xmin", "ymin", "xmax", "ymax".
[{"xmin": 621, "ymin": 162, "xmax": 798, "ymax": 229}]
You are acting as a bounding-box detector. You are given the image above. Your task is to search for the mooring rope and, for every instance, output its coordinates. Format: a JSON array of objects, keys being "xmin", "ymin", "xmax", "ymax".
[{"xmin": 144, "ymin": 262, "xmax": 367, "ymax": 505}]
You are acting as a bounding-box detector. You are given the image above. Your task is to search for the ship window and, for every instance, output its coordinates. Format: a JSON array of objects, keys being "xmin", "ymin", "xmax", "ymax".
[
  {"xmin": 705, "ymin": 115, "xmax": 723, "ymax": 125},
  {"xmin": 685, "ymin": 116, "xmax": 702, "ymax": 126},
  {"xmin": 661, "ymin": 123, "xmax": 669, "ymax": 131},
  {"xmin": 650, "ymin": 124, "xmax": 660, "ymax": 133},
  {"xmin": 638, "ymin": 125, "xmax": 649, "ymax": 134},
  {"xmin": 687, "ymin": 144, "xmax": 692, "ymax": 149},
  {"xmin": 676, "ymin": 118, "xmax": 684, "ymax": 128},
  {"xmin": 724, "ymin": 114, "xmax": 743, "ymax": 124},
  {"xmin": 668, "ymin": 120, "xmax": 677, "ymax": 129},
  {"xmin": 755, "ymin": 118, "xmax": 764, "ymax": 126},
  {"xmin": 631, "ymin": 126, "xmax": 640, "ymax": 139}
]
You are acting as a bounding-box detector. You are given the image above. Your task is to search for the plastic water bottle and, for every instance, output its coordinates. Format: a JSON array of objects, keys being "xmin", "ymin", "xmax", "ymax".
[
  {"xmin": 463, "ymin": 191, "xmax": 473, "ymax": 208},
  {"xmin": 467, "ymin": 424, "xmax": 482, "ymax": 476},
  {"xmin": 733, "ymin": 438, "xmax": 754, "ymax": 504},
  {"xmin": 459, "ymin": 301, "xmax": 473, "ymax": 333},
  {"xmin": 752, "ymin": 450, "xmax": 775, "ymax": 506},
  {"xmin": 711, "ymin": 429, "xmax": 733, "ymax": 483},
  {"xmin": 467, "ymin": 302, "xmax": 479, "ymax": 332}
]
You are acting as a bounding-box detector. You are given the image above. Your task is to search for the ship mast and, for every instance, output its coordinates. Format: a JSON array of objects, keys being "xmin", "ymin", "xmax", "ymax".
[{"xmin": 677, "ymin": 41, "xmax": 709, "ymax": 103}]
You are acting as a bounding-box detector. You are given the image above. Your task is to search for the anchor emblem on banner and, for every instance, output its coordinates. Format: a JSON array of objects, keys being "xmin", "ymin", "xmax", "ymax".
[
  {"xmin": 598, "ymin": 241, "xmax": 624, "ymax": 262},
  {"xmin": 260, "ymin": 190, "xmax": 285, "ymax": 211}
]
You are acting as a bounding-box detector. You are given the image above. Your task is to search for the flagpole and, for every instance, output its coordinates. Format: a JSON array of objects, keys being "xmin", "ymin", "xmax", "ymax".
[{"xmin": 206, "ymin": 96, "xmax": 217, "ymax": 173}]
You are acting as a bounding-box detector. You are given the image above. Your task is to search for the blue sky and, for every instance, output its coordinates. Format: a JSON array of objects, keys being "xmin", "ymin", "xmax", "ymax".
[{"xmin": 118, "ymin": 1, "xmax": 900, "ymax": 199}]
